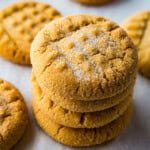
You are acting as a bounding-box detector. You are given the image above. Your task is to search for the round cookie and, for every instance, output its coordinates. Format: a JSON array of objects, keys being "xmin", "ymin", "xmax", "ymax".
[
  {"xmin": 74, "ymin": 0, "xmax": 112, "ymax": 5},
  {"xmin": 33, "ymin": 102, "xmax": 132, "ymax": 147},
  {"xmin": 31, "ymin": 73, "xmax": 134, "ymax": 112},
  {"xmin": 0, "ymin": 2, "xmax": 61, "ymax": 65},
  {"xmin": 0, "ymin": 79, "xmax": 28, "ymax": 150},
  {"xmin": 31, "ymin": 14, "xmax": 137, "ymax": 101},
  {"xmin": 32, "ymin": 92, "xmax": 132, "ymax": 128},
  {"xmin": 122, "ymin": 11, "xmax": 150, "ymax": 77}
]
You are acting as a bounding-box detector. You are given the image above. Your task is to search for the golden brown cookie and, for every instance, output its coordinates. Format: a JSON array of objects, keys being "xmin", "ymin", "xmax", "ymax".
[
  {"xmin": 0, "ymin": 1, "xmax": 61, "ymax": 65},
  {"xmin": 33, "ymin": 102, "xmax": 132, "ymax": 147},
  {"xmin": 31, "ymin": 14, "xmax": 137, "ymax": 101},
  {"xmin": 31, "ymin": 73, "xmax": 134, "ymax": 112},
  {"xmin": 32, "ymin": 92, "xmax": 132, "ymax": 128},
  {"xmin": 0, "ymin": 79, "xmax": 28, "ymax": 150},
  {"xmin": 74, "ymin": 0, "xmax": 112, "ymax": 5},
  {"xmin": 122, "ymin": 11, "xmax": 150, "ymax": 77}
]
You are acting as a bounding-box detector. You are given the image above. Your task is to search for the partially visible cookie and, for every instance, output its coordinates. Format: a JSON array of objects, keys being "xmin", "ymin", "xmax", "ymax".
[
  {"xmin": 122, "ymin": 11, "xmax": 150, "ymax": 77},
  {"xmin": 0, "ymin": 79, "xmax": 28, "ymax": 150},
  {"xmin": 0, "ymin": 1, "xmax": 61, "ymax": 65},
  {"xmin": 74, "ymin": 0, "xmax": 112, "ymax": 5},
  {"xmin": 31, "ymin": 73, "xmax": 134, "ymax": 112},
  {"xmin": 33, "ymin": 102, "xmax": 132, "ymax": 147},
  {"xmin": 31, "ymin": 14, "xmax": 137, "ymax": 101},
  {"xmin": 32, "ymin": 92, "xmax": 131, "ymax": 128}
]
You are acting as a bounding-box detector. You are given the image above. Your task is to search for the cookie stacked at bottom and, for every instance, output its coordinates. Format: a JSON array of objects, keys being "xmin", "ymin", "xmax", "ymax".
[
  {"xmin": 31, "ymin": 15, "xmax": 137, "ymax": 147},
  {"xmin": 31, "ymin": 74, "xmax": 134, "ymax": 147}
]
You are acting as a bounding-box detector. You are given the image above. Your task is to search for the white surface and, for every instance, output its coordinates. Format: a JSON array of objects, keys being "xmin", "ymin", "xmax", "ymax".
[{"xmin": 0, "ymin": 0, "xmax": 150, "ymax": 150}]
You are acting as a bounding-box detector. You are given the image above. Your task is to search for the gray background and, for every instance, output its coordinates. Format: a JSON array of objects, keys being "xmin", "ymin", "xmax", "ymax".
[{"xmin": 0, "ymin": 0, "xmax": 150, "ymax": 150}]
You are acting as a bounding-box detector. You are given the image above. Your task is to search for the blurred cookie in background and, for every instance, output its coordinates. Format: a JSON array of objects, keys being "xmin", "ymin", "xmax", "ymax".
[{"xmin": 122, "ymin": 11, "xmax": 150, "ymax": 78}]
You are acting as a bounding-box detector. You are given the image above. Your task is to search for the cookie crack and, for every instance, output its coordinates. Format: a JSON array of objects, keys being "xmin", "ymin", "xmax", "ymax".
[
  {"xmin": 79, "ymin": 113, "xmax": 85, "ymax": 125},
  {"xmin": 56, "ymin": 126, "xmax": 63, "ymax": 136},
  {"xmin": 93, "ymin": 128, "xmax": 97, "ymax": 143},
  {"xmin": 0, "ymin": 132, "xmax": 4, "ymax": 143},
  {"xmin": 1, "ymin": 113, "xmax": 11, "ymax": 122},
  {"xmin": 41, "ymin": 61, "xmax": 55, "ymax": 75}
]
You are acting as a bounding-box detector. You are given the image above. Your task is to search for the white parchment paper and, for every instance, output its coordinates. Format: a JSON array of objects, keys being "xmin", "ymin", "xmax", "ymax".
[{"xmin": 0, "ymin": 0, "xmax": 150, "ymax": 150}]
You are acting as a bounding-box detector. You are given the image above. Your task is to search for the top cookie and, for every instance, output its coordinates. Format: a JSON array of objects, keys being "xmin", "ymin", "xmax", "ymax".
[
  {"xmin": 122, "ymin": 11, "xmax": 150, "ymax": 77},
  {"xmin": 0, "ymin": 1, "xmax": 61, "ymax": 65},
  {"xmin": 31, "ymin": 14, "xmax": 137, "ymax": 101}
]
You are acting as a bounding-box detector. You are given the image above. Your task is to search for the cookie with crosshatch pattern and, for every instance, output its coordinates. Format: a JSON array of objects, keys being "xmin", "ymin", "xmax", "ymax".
[
  {"xmin": 0, "ymin": 78, "xmax": 28, "ymax": 150},
  {"xmin": 0, "ymin": 1, "xmax": 61, "ymax": 65},
  {"xmin": 31, "ymin": 14, "xmax": 137, "ymax": 101},
  {"xmin": 122, "ymin": 11, "xmax": 150, "ymax": 77}
]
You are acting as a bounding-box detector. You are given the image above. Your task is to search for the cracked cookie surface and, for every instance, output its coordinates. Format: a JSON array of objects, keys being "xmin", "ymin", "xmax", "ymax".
[
  {"xmin": 122, "ymin": 11, "xmax": 150, "ymax": 77},
  {"xmin": 33, "ymin": 101, "xmax": 132, "ymax": 147},
  {"xmin": 31, "ymin": 14, "xmax": 137, "ymax": 101},
  {"xmin": 0, "ymin": 78, "xmax": 28, "ymax": 150},
  {"xmin": 74, "ymin": 0, "xmax": 112, "ymax": 5},
  {"xmin": 0, "ymin": 1, "xmax": 61, "ymax": 65}
]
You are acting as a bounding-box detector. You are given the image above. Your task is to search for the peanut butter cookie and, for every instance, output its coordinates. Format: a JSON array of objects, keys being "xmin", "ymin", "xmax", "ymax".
[
  {"xmin": 33, "ymin": 102, "xmax": 132, "ymax": 147},
  {"xmin": 74, "ymin": 0, "xmax": 112, "ymax": 5},
  {"xmin": 31, "ymin": 73, "xmax": 134, "ymax": 112},
  {"xmin": 122, "ymin": 11, "xmax": 150, "ymax": 77},
  {"xmin": 32, "ymin": 92, "xmax": 132, "ymax": 128},
  {"xmin": 0, "ymin": 79, "xmax": 28, "ymax": 150},
  {"xmin": 31, "ymin": 14, "xmax": 137, "ymax": 101},
  {"xmin": 0, "ymin": 1, "xmax": 61, "ymax": 65}
]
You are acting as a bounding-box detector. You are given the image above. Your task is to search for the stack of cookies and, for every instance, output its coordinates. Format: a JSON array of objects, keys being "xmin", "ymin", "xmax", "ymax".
[{"xmin": 31, "ymin": 14, "xmax": 137, "ymax": 147}]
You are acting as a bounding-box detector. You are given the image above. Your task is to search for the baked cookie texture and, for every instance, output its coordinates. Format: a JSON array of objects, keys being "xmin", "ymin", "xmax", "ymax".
[
  {"xmin": 74, "ymin": 0, "xmax": 112, "ymax": 5},
  {"xmin": 31, "ymin": 72, "xmax": 134, "ymax": 128},
  {"xmin": 31, "ymin": 73, "xmax": 134, "ymax": 112},
  {"xmin": 0, "ymin": 79, "xmax": 28, "ymax": 150},
  {"xmin": 122, "ymin": 11, "xmax": 150, "ymax": 77},
  {"xmin": 31, "ymin": 14, "xmax": 137, "ymax": 101},
  {"xmin": 33, "ymin": 102, "xmax": 132, "ymax": 147},
  {"xmin": 0, "ymin": 1, "xmax": 61, "ymax": 65},
  {"xmin": 32, "ymin": 93, "xmax": 132, "ymax": 128}
]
